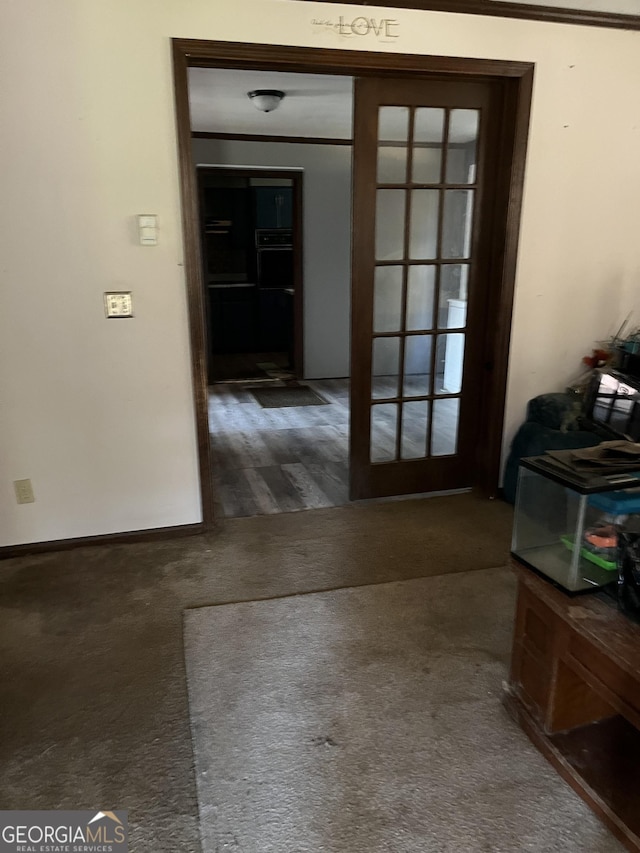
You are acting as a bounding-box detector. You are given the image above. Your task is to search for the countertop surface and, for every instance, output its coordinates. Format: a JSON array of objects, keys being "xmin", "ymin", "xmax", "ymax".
[{"xmin": 208, "ymin": 282, "xmax": 256, "ymax": 289}]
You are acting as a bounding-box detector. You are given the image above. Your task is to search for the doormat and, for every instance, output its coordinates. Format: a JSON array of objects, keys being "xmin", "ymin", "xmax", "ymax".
[
  {"xmin": 250, "ymin": 385, "xmax": 328, "ymax": 408},
  {"xmin": 184, "ymin": 567, "xmax": 621, "ymax": 853}
]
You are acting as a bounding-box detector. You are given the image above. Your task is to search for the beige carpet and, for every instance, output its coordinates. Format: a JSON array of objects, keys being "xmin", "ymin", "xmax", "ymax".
[{"xmin": 184, "ymin": 567, "xmax": 623, "ymax": 853}]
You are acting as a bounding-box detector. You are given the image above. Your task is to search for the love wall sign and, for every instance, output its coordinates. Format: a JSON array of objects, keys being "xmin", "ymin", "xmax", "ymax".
[{"xmin": 311, "ymin": 15, "xmax": 400, "ymax": 42}]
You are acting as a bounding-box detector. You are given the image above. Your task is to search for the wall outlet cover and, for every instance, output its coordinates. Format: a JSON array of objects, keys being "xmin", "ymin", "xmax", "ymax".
[
  {"xmin": 104, "ymin": 292, "xmax": 133, "ymax": 318},
  {"xmin": 14, "ymin": 479, "xmax": 35, "ymax": 504}
]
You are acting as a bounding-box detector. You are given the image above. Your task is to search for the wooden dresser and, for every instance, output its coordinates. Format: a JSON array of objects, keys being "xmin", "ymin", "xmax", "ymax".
[{"xmin": 506, "ymin": 561, "xmax": 640, "ymax": 851}]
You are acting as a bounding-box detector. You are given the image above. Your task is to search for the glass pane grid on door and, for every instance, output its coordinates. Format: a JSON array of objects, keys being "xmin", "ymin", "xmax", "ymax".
[{"xmin": 370, "ymin": 105, "xmax": 479, "ymax": 465}]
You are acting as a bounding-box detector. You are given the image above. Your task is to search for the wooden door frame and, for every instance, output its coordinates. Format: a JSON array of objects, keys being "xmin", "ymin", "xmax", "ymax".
[
  {"xmin": 172, "ymin": 38, "xmax": 534, "ymax": 529},
  {"xmin": 195, "ymin": 165, "xmax": 304, "ymax": 381}
]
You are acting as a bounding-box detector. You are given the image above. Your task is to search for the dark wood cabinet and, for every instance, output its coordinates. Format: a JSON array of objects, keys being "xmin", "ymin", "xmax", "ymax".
[
  {"xmin": 201, "ymin": 184, "xmax": 255, "ymax": 285},
  {"xmin": 199, "ymin": 178, "xmax": 294, "ymax": 284},
  {"xmin": 257, "ymin": 289, "xmax": 293, "ymax": 352},
  {"xmin": 506, "ymin": 561, "xmax": 640, "ymax": 852},
  {"xmin": 208, "ymin": 286, "xmax": 257, "ymax": 354},
  {"xmin": 198, "ymin": 168, "xmax": 300, "ymax": 375}
]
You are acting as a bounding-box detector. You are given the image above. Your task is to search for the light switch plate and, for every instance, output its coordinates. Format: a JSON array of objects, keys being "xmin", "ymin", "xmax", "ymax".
[
  {"xmin": 104, "ymin": 291, "xmax": 133, "ymax": 318},
  {"xmin": 138, "ymin": 214, "xmax": 158, "ymax": 245}
]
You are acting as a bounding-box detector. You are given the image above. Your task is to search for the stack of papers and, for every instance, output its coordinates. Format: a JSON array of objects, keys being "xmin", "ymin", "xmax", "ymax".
[{"xmin": 545, "ymin": 441, "xmax": 640, "ymax": 475}]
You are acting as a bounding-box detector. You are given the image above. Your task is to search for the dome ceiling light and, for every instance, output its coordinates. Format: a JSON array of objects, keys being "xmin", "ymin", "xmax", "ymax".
[{"xmin": 247, "ymin": 89, "xmax": 285, "ymax": 113}]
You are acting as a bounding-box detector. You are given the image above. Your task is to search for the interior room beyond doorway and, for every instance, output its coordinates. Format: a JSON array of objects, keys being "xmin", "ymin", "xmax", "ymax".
[
  {"xmin": 199, "ymin": 168, "xmax": 299, "ymax": 383},
  {"xmin": 190, "ymin": 68, "xmax": 355, "ymax": 518}
]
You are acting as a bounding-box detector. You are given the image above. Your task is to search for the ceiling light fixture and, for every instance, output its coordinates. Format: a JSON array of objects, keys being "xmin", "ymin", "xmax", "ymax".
[{"xmin": 247, "ymin": 89, "xmax": 285, "ymax": 113}]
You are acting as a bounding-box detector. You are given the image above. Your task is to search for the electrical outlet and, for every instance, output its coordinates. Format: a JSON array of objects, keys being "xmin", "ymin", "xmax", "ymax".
[
  {"xmin": 14, "ymin": 479, "xmax": 35, "ymax": 504},
  {"xmin": 104, "ymin": 291, "xmax": 133, "ymax": 318}
]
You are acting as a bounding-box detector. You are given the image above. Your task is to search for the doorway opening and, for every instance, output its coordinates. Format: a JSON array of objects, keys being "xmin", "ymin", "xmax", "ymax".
[
  {"xmin": 173, "ymin": 40, "xmax": 533, "ymax": 529},
  {"xmin": 190, "ymin": 69, "xmax": 355, "ymax": 517},
  {"xmin": 198, "ymin": 166, "xmax": 303, "ymax": 385}
]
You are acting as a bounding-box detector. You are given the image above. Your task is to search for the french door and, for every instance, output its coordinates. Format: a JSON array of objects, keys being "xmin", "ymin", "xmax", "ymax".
[{"xmin": 350, "ymin": 76, "xmax": 502, "ymax": 500}]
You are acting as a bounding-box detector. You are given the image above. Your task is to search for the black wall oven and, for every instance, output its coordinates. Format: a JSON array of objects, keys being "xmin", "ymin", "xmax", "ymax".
[{"xmin": 256, "ymin": 229, "xmax": 293, "ymax": 289}]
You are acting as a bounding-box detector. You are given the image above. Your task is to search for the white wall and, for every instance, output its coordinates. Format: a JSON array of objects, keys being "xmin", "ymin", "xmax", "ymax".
[
  {"xmin": 2, "ymin": 0, "xmax": 640, "ymax": 545},
  {"xmin": 192, "ymin": 139, "xmax": 353, "ymax": 378}
]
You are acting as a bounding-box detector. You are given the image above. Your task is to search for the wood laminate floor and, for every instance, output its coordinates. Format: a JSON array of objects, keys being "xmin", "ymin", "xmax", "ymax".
[
  {"xmin": 209, "ymin": 376, "xmax": 459, "ymax": 519},
  {"xmin": 209, "ymin": 379, "xmax": 350, "ymax": 518}
]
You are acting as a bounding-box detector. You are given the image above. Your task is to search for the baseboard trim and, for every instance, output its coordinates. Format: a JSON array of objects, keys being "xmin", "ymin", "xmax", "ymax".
[{"xmin": 0, "ymin": 522, "xmax": 205, "ymax": 560}]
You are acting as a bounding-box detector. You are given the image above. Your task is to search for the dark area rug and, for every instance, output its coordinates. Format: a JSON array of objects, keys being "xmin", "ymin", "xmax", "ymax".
[{"xmin": 251, "ymin": 385, "xmax": 328, "ymax": 408}]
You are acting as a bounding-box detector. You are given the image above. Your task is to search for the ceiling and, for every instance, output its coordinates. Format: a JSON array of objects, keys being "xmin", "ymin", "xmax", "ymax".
[
  {"xmin": 188, "ymin": 68, "xmax": 480, "ymax": 144},
  {"xmin": 188, "ymin": 69, "xmax": 355, "ymax": 139}
]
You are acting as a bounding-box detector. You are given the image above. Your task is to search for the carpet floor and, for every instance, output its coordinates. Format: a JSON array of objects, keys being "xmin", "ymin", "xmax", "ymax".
[
  {"xmin": 0, "ymin": 495, "xmax": 513, "ymax": 852},
  {"xmin": 184, "ymin": 567, "xmax": 623, "ymax": 853}
]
